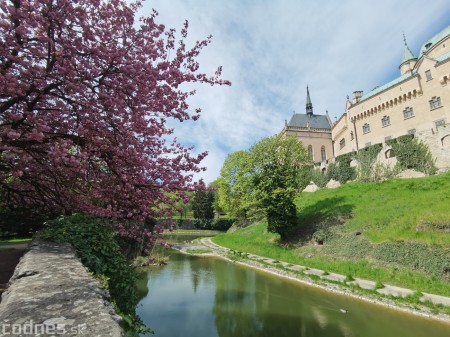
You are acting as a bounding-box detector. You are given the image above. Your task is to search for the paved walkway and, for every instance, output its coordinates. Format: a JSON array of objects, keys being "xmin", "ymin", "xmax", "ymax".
[{"xmin": 191, "ymin": 237, "xmax": 450, "ymax": 308}]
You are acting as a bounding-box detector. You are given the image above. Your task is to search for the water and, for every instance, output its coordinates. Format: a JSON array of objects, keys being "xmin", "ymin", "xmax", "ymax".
[{"xmin": 136, "ymin": 251, "xmax": 450, "ymax": 337}]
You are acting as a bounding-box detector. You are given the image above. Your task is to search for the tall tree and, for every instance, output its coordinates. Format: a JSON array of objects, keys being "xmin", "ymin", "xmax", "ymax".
[
  {"xmin": 217, "ymin": 150, "xmax": 260, "ymax": 223},
  {"xmin": 218, "ymin": 135, "xmax": 309, "ymax": 238},
  {"xmin": 0, "ymin": 0, "xmax": 230, "ymax": 220},
  {"xmin": 192, "ymin": 190, "xmax": 214, "ymax": 220},
  {"xmin": 250, "ymin": 135, "xmax": 309, "ymax": 240}
]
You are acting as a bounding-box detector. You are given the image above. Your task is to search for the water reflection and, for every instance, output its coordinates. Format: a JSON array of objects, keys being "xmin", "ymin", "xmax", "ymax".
[{"xmin": 136, "ymin": 251, "xmax": 450, "ymax": 337}]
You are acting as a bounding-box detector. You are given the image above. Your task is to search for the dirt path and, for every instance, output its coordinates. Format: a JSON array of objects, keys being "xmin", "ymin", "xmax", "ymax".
[{"xmin": 0, "ymin": 244, "xmax": 29, "ymax": 302}]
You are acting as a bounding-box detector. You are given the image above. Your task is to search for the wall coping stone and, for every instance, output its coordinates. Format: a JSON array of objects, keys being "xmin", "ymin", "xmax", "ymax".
[{"xmin": 0, "ymin": 241, "xmax": 124, "ymax": 337}]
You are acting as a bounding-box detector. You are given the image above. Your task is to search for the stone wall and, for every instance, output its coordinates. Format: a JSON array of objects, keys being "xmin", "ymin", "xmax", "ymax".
[
  {"xmin": 0, "ymin": 242, "xmax": 124, "ymax": 337},
  {"xmin": 417, "ymin": 124, "xmax": 450, "ymax": 170}
]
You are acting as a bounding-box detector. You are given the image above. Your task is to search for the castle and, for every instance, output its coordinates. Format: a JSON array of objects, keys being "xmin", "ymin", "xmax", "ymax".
[{"xmin": 283, "ymin": 25, "xmax": 450, "ymax": 171}]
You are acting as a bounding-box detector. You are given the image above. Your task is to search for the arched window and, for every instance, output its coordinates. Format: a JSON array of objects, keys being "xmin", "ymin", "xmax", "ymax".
[
  {"xmin": 308, "ymin": 145, "xmax": 313, "ymax": 160},
  {"xmin": 321, "ymin": 146, "xmax": 326, "ymax": 161}
]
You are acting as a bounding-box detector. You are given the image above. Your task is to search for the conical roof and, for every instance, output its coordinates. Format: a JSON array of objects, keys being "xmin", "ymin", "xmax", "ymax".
[
  {"xmin": 402, "ymin": 45, "xmax": 416, "ymax": 64},
  {"xmin": 401, "ymin": 33, "xmax": 417, "ymax": 66}
]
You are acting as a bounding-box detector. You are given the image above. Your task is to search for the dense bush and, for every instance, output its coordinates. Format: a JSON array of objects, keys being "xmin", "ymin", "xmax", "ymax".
[
  {"xmin": 297, "ymin": 165, "xmax": 315, "ymax": 190},
  {"xmin": 36, "ymin": 214, "xmax": 145, "ymax": 332},
  {"xmin": 174, "ymin": 218, "xmax": 234, "ymax": 231},
  {"xmin": 193, "ymin": 218, "xmax": 235, "ymax": 231},
  {"xmin": 386, "ymin": 135, "xmax": 437, "ymax": 175},
  {"xmin": 309, "ymin": 168, "xmax": 328, "ymax": 188},
  {"xmin": 332, "ymin": 153, "xmax": 357, "ymax": 183}
]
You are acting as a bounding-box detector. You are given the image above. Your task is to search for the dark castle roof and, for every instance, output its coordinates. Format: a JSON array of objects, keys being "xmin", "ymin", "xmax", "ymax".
[
  {"xmin": 287, "ymin": 113, "xmax": 331, "ymax": 130},
  {"xmin": 285, "ymin": 86, "xmax": 332, "ymax": 130}
]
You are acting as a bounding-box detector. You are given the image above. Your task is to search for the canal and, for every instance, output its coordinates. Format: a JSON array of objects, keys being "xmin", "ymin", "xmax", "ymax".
[{"xmin": 136, "ymin": 250, "xmax": 449, "ymax": 337}]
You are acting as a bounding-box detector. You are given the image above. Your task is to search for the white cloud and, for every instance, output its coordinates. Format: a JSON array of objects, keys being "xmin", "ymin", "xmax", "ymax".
[{"xmin": 137, "ymin": 0, "xmax": 450, "ymax": 183}]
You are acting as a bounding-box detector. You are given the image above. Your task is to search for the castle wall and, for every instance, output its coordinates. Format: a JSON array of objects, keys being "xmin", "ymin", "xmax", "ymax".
[{"xmin": 330, "ymin": 27, "xmax": 450, "ymax": 170}]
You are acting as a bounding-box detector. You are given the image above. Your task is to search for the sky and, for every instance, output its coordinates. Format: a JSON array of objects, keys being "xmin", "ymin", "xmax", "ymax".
[{"xmin": 137, "ymin": 0, "xmax": 450, "ymax": 184}]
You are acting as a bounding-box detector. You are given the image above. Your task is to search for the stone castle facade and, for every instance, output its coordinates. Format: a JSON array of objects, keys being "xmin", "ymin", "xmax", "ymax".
[
  {"xmin": 282, "ymin": 87, "xmax": 333, "ymax": 165},
  {"xmin": 284, "ymin": 25, "xmax": 450, "ymax": 171}
]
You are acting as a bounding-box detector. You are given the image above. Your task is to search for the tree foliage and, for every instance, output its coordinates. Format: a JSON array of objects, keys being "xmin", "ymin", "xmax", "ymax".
[
  {"xmin": 217, "ymin": 151, "xmax": 258, "ymax": 223},
  {"xmin": 250, "ymin": 135, "xmax": 309, "ymax": 240},
  {"xmin": 0, "ymin": 0, "xmax": 230, "ymax": 220},
  {"xmin": 192, "ymin": 189, "xmax": 214, "ymax": 220},
  {"xmin": 218, "ymin": 135, "xmax": 309, "ymax": 239}
]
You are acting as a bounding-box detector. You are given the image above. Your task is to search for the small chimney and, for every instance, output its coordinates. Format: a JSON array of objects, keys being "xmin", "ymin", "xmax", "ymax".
[{"xmin": 352, "ymin": 91, "xmax": 363, "ymax": 103}]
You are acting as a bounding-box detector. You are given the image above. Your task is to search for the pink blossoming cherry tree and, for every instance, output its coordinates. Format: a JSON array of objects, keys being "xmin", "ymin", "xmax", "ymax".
[{"xmin": 0, "ymin": 0, "xmax": 230, "ymax": 222}]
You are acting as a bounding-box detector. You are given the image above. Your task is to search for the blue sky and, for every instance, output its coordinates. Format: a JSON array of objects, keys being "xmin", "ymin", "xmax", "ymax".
[{"xmin": 138, "ymin": 0, "xmax": 450, "ymax": 183}]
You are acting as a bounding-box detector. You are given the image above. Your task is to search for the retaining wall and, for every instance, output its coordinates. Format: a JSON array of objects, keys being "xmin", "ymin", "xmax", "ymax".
[{"xmin": 0, "ymin": 241, "xmax": 124, "ymax": 337}]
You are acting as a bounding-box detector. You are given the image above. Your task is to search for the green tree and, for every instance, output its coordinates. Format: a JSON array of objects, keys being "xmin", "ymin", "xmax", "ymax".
[
  {"xmin": 209, "ymin": 180, "xmax": 224, "ymax": 217},
  {"xmin": 250, "ymin": 135, "xmax": 309, "ymax": 240},
  {"xmin": 192, "ymin": 190, "xmax": 215, "ymax": 221},
  {"xmin": 217, "ymin": 151, "xmax": 260, "ymax": 224}
]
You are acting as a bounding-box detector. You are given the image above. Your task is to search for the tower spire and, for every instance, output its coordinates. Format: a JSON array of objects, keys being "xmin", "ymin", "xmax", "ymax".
[
  {"xmin": 399, "ymin": 32, "xmax": 417, "ymax": 75},
  {"xmin": 306, "ymin": 86, "xmax": 313, "ymax": 116}
]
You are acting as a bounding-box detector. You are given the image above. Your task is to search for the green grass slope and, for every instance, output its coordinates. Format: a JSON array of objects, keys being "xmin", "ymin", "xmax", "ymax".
[{"xmin": 213, "ymin": 172, "xmax": 450, "ymax": 296}]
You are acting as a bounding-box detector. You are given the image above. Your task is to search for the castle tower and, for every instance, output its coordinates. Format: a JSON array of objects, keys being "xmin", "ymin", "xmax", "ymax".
[{"xmin": 399, "ymin": 33, "xmax": 417, "ymax": 75}]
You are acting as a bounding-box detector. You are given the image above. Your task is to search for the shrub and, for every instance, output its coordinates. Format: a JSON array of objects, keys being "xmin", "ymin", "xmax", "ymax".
[
  {"xmin": 310, "ymin": 168, "xmax": 328, "ymax": 188},
  {"xmin": 333, "ymin": 152, "xmax": 357, "ymax": 183},
  {"xmin": 297, "ymin": 165, "xmax": 314, "ymax": 190},
  {"xmin": 312, "ymin": 229, "xmax": 333, "ymax": 244},
  {"xmin": 386, "ymin": 135, "xmax": 437, "ymax": 175},
  {"xmin": 212, "ymin": 219, "xmax": 235, "ymax": 231}
]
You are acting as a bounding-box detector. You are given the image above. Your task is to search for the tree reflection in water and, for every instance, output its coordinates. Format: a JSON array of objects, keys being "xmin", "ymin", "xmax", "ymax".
[{"xmin": 136, "ymin": 251, "xmax": 450, "ymax": 337}]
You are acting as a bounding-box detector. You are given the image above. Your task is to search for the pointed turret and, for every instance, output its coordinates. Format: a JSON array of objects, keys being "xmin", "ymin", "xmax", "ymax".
[
  {"xmin": 306, "ymin": 86, "xmax": 313, "ymax": 117},
  {"xmin": 399, "ymin": 33, "xmax": 417, "ymax": 75}
]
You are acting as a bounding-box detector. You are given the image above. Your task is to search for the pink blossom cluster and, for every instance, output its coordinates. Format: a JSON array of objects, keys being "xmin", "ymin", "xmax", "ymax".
[{"xmin": 0, "ymin": 0, "xmax": 230, "ymax": 226}]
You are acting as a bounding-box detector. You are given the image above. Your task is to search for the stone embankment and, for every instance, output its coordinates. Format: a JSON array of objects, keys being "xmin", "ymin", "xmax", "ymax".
[{"xmin": 0, "ymin": 241, "xmax": 123, "ymax": 337}]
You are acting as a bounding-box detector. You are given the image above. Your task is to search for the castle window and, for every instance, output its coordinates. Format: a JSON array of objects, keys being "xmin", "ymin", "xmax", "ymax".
[
  {"xmin": 425, "ymin": 70, "xmax": 433, "ymax": 81},
  {"xmin": 339, "ymin": 138, "xmax": 345, "ymax": 149},
  {"xmin": 382, "ymin": 116, "xmax": 390, "ymax": 127},
  {"xmin": 407, "ymin": 128, "xmax": 416, "ymax": 135},
  {"xmin": 429, "ymin": 96, "xmax": 442, "ymax": 110},
  {"xmin": 435, "ymin": 119, "xmax": 445, "ymax": 128},
  {"xmin": 350, "ymin": 131, "xmax": 354, "ymax": 140},
  {"xmin": 362, "ymin": 123, "xmax": 370, "ymax": 134},
  {"xmin": 403, "ymin": 107, "xmax": 414, "ymax": 119},
  {"xmin": 308, "ymin": 145, "xmax": 313, "ymax": 160},
  {"xmin": 321, "ymin": 146, "xmax": 326, "ymax": 161}
]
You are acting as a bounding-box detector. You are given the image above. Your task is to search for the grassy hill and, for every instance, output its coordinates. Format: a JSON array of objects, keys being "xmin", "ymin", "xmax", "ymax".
[{"xmin": 213, "ymin": 172, "xmax": 450, "ymax": 296}]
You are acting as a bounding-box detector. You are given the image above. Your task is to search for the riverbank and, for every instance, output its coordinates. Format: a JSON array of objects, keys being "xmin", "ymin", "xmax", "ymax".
[{"xmin": 174, "ymin": 237, "xmax": 450, "ymax": 325}]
